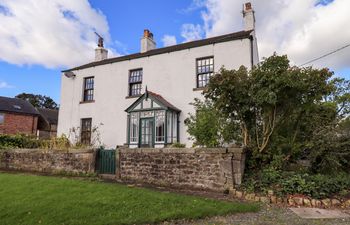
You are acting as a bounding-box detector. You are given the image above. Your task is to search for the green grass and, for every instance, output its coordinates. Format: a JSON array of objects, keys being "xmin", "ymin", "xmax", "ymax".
[{"xmin": 0, "ymin": 172, "xmax": 259, "ymax": 225}]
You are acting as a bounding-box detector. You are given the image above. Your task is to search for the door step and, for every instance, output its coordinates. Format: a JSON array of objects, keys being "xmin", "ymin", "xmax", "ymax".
[{"xmin": 99, "ymin": 174, "xmax": 117, "ymax": 180}]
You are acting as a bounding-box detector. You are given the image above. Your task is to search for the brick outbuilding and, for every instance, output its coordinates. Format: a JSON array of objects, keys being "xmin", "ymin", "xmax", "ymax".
[{"xmin": 0, "ymin": 96, "xmax": 40, "ymax": 135}]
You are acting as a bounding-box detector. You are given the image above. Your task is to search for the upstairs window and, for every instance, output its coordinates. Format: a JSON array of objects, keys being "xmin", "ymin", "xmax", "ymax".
[
  {"xmin": 129, "ymin": 69, "xmax": 142, "ymax": 96},
  {"xmin": 83, "ymin": 77, "xmax": 94, "ymax": 101},
  {"xmin": 196, "ymin": 57, "xmax": 214, "ymax": 88},
  {"xmin": 81, "ymin": 118, "xmax": 92, "ymax": 145}
]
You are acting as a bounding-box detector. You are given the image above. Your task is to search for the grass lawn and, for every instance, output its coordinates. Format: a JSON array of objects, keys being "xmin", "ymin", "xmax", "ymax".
[{"xmin": 0, "ymin": 172, "xmax": 259, "ymax": 225}]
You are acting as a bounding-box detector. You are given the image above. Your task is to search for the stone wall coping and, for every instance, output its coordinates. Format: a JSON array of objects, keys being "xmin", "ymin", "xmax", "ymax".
[
  {"xmin": 119, "ymin": 147, "xmax": 244, "ymax": 154},
  {"xmin": 3, "ymin": 148, "xmax": 94, "ymax": 154}
]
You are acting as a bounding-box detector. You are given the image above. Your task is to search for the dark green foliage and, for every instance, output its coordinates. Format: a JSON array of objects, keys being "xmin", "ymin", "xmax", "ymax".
[
  {"xmin": 0, "ymin": 134, "xmax": 42, "ymax": 149},
  {"xmin": 242, "ymin": 169, "xmax": 350, "ymax": 199},
  {"xmin": 16, "ymin": 92, "xmax": 58, "ymax": 109},
  {"xmin": 307, "ymin": 120, "xmax": 350, "ymax": 174},
  {"xmin": 202, "ymin": 54, "xmax": 350, "ymax": 172},
  {"xmin": 0, "ymin": 173, "xmax": 259, "ymax": 225}
]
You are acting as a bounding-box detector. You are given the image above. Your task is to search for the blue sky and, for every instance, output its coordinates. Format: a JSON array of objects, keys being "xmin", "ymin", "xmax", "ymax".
[
  {"xmin": 0, "ymin": 0, "xmax": 201, "ymax": 103},
  {"xmin": 0, "ymin": 0, "xmax": 349, "ymax": 104}
]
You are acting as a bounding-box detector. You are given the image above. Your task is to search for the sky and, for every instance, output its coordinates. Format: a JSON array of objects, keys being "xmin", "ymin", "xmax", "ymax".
[{"xmin": 0, "ymin": 0, "xmax": 349, "ymax": 104}]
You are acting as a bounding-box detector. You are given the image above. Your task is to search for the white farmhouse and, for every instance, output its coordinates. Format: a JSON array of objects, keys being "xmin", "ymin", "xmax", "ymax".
[{"xmin": 58, "ymin": 2, "xmax": 259, "ymax": 148}]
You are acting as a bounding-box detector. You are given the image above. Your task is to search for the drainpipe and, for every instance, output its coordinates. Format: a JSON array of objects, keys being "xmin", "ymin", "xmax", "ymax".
[{"xmin": 249, "ymin": 35, "xmax": 254, "ymax": 69}]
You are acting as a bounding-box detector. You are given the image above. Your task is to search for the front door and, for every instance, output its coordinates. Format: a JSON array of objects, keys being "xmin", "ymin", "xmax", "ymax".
[{"xmin": 140, "ymin": 118, "xmax": 154, "ymax": 147}]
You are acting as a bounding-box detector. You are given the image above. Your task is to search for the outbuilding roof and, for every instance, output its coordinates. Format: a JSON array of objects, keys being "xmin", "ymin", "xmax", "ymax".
[
  {"xmin": 37, "ymin": 108, "xmax": 59, "ymax": 125},
  {"xmin": 0, "ymin": 96, "xmax": 40, "ymax": 115},
  {"xmin": 63, "ymin": 30, "xmax": 253, "ymax": 72}
]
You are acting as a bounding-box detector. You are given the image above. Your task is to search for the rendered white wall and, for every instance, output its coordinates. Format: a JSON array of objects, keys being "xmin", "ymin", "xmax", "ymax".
[{"xmin": 58, "ymin": 38, "xmax": 256, "ymax": 148}]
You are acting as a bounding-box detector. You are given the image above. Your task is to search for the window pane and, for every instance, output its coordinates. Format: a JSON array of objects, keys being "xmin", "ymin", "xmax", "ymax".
[
  {"xmin": 129, "ymin": 69, "xmax": 143, "ymax": 83},
  {"xmin": 129, "ymin": 113, "xmax": 139, "ymax": 143},
  {"xmin": 130, "ymin": 83, "xmax": 142, "ymax": 96},
  {"xmin": 81, "ymin": 118, "xmax": 92, "ymax": 145},
  {"xmin": 167, "ymin": 111, "xmax": 172, "ymax": 143},
  {"xmin": 196, "ymin": 57, "xmax": 213, "ymax": 88},
  {"xmin": 129, "ymin": 69, "xmax": 143, "ymax": 96},
  {"xmin": 0, "ymin": 113, "xmax": 4, "ymax": 124},
  {"xmin": 140, "ymin": 111, "xmax": 154, "ymax": 118},
  {"xmin": 155, "ymin": 111, "xmax": 165, "ymax": 142},
  {"xmin": 83, "ymin": 77, "xmax": 94, "ymax": 101},
  {"xmin": 172, "ymin": 113, "xmax": 177, "ymax": 142}
]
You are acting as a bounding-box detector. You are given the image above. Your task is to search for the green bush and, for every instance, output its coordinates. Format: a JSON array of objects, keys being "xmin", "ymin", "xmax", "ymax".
[
  {"xmin": 0, "ymin": 134, "xmax": 41, "ymax": 149},
  {"xmin": 186, "ymin": 99, "xmax": 240, "ymax": 147},
  {"xmin": 0, "ymin": 134, "xmax": 95, "ymax": 150},
  {"xmin": 242, "ymin": 168, "xmax": 350, "ymax": 199}
]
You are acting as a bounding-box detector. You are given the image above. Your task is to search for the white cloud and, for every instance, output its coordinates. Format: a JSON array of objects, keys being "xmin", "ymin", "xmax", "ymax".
[
  {"xmin": 161, "ymin": 35, "xmax": 177, "ymax": 47},
  {"xmin": 186, "ymin": 0, "xmax": 350, "ymax": 70},
  {"xmin": 0, "ymin": 0, "xmax": 115, "ymax": 68},
  {"xmin": 0, "ymin": 81, "xmax": 14, "ymax": 88},
  {"xmin": 181, "ymin": 24, "xmax": 203, "ymax": 42}
]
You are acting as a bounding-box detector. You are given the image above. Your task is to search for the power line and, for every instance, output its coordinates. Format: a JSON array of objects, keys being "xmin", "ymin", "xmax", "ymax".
[{"xmin": 299, "ymin": 43, "xmax": 350, "ymax": 67}]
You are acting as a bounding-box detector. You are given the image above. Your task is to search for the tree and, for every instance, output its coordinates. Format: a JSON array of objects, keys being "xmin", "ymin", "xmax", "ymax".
[
  {"xmin": 200, "ymin": 54, "xmax": 350, "ymax": 169},
  {"xmin": 16, "ymin": 93, "xmax": 58, "ymax": 109}
]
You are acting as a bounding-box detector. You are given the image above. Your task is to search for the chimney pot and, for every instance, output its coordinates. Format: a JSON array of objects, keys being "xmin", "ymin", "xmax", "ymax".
[
  {"xmin": 144, "ymin": 29, "xmax": 150, "ymax": 38},
  {"xmin": 245, "ymin": 2, "xmax": 252, "ymax": 10}
]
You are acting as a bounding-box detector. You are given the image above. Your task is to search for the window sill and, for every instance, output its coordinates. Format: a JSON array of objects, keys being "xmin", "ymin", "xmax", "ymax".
[
  {"xmin": 80, "ymin": 100, "xmax": 95, "ymax": 104},
  {"xmin": 125, "ymin": 95, "xmax": 142, "ymax": 99},
  {"xmin": 193, "ymin": 87, "xmax": 207, "ymax": 91}
]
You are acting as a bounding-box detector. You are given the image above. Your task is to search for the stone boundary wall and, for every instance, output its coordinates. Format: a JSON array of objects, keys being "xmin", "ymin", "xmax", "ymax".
[
  {"xmin": 0, "ymin": 149, "xmax": 95, "ymax": 174},
  {"xmin": 118, "ymin": 147, "xmax": 245, "ymax": 191}
]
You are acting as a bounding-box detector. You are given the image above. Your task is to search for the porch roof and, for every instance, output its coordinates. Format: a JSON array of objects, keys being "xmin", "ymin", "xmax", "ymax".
[{"xmin": 125, "ymin": 90, "xmax": 181, "ymax": 113}]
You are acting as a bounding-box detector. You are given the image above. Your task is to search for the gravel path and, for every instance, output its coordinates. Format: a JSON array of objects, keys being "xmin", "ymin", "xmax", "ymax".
[{"xmin": 162, "ymin": 206, "xmax": 350, "ymax": 225}]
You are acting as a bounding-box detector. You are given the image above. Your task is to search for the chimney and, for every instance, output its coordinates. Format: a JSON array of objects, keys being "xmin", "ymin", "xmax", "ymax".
[
  {"xmin": 94, "ymin": 33, "xmax": 108, "ymax": 61},
  {"xmin": 95, "ymin": 47, "xmax": 108, "ymax": 61},
  {"xmin": 243, "ymin": 2, "xmax": 255, "ymax": 31},
  {"xmin": 141, "ymin": 29, "xmax": 156, "ymax": 53}
]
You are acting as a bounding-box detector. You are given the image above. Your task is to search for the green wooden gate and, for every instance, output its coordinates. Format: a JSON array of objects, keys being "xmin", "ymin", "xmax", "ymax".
[{"xmin": 96, "ymin": 149, "xmax": 116, "ymax": 174}]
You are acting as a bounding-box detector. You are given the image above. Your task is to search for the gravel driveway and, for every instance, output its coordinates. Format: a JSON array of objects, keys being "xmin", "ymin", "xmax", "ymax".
[{"xmin": 162, "ymin": 206, "xmax": 350, "ymax": 225}]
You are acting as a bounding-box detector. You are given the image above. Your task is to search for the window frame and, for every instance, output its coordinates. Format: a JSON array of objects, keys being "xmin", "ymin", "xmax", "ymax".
[
  {"xmin": 81, "ymin": 118, "xmax": 92, "ymax": 145},
  {"xmin": 128, "ymin": 68, "xmax": 143, "ymax": 97},
  {"xmin": 196, "ymin": 56, "xmax": 214, "ymax": 88},
  {"xmin": 83, "ymin": 77, "xmax": 94, "ymax": 102}
]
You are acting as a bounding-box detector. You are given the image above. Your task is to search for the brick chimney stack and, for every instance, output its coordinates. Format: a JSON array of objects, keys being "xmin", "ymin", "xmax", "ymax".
[
  {"xmin": 141, "ymin": 29, "xmax": 156, "ymax": 53},
  {"xmin": 243, "ymin": 2, "xmax": 255, "ymax": 31}
]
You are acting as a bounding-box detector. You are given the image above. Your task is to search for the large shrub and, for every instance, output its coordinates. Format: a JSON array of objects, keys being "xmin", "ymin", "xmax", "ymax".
[{"xmin": 200, "ymin": 54, "xmax": 350, "ymax": 171}]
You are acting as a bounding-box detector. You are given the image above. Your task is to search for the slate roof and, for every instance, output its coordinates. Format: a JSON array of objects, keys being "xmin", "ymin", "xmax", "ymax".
[
  {"xmin": 37, "ymin": 108, "xmax": 59, "ymax": 125},
  {"xmin": 63, "ymin": 30, "xmax": 253, "ymax": 72},
  {"xmin": 0, "ymin": 96, "xmax": 40, "ymax": 115}
]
